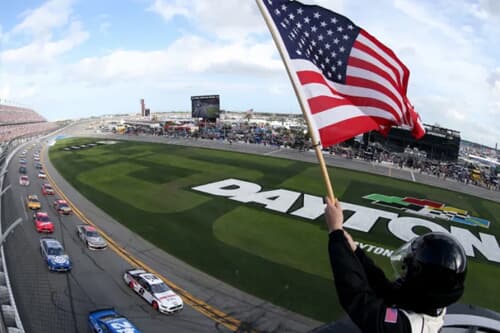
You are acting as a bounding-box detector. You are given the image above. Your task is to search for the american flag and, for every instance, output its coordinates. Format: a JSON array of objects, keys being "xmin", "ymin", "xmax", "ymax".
[{"xmin": 258, "ymin": 0, "xmax": 425, "ymax": 147}]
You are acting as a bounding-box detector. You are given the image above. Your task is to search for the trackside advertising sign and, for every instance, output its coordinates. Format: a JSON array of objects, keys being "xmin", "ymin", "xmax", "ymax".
[{"xmin": 192, "ymin": 178, "xmax": 500, "ymax": 264}]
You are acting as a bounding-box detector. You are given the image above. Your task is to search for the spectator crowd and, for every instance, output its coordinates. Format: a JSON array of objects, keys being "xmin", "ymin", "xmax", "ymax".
[
  {"xmin": 0, "ymin": 104, "xmax": 59, "ymax": 143},
  {"xmin": 103, "ymin": 120, "xmax": 499, "ymax": 193},
  {"xmin": 0, "ymin": 105, "xmax": 46, "ymax": 124},
  {"xmin": 328, "ymin": 145, "xmax": 500, "ymax": 192}
]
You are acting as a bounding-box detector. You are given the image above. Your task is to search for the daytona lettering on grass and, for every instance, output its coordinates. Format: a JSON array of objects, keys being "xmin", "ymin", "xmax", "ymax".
[
  {"xmin": 192, "ymin": 178, "xmax": 500, "ymax": 264},
  {"xmin": 356, "ymin": 242, "xmax": 393, "ymax": 257}
]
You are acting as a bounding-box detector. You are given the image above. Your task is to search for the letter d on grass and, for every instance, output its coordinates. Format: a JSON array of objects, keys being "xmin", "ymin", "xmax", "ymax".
[{"xmin": 192, "ymin": 178, "xmax": 261, "ymax": 197}]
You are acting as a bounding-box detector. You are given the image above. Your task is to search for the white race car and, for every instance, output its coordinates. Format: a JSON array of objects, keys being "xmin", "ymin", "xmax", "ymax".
[
  {"xmin": 19, "ymin": 175, "xmax": 30, "ymax": 186},
  {"xmin": 123, "ymin": 269, "xmax": 183, "ymax": 314}
]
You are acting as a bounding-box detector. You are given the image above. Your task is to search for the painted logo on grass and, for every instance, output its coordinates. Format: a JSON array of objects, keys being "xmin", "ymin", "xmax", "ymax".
[
  {"xmin": 363, "ymin": 194, "xmax": 490, "ymax": 229},
  {"xmin": 192, "ymin": 178, "xmax": 500, "ymax": 264}
]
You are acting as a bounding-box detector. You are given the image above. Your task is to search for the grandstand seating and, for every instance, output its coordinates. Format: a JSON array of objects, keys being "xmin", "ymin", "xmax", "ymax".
[
  {"xmin": 0, "ymin": 105, "xmax": 46, "ymax": 124},
  {"xmin": 0, "ymin": 104, "xmax": 58, "ymax": 142}
]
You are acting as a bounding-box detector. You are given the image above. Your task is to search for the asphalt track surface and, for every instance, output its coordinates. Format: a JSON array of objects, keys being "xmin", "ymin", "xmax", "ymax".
[
  {"xmin": 3, "ymin": 145, "xmax": 231, "ymax": 332},
  {"xmin": 2, "ymin": 131, "xmax": 321, "ymax": 332}
]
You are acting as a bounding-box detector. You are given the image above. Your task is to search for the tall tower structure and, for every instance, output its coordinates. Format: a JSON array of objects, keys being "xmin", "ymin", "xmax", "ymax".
[{"xmin": 140, "ymin": 99, "xmax": 145, "ymax": 117}]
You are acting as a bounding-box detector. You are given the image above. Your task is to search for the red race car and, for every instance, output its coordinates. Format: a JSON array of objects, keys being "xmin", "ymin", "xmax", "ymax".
[
  {"xmin": 54, "ymin": 199, "xmax": 72, "ymax": 215},
  {"xmin": 41, "ymin": 183, "xmax": 55, "ymax": 195},
  {"xmin": 33, "ymin": 212, "xmax": 54, "ymax": 233}
]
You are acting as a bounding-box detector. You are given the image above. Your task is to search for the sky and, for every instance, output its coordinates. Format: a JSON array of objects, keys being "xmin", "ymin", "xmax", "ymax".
[{"xmin": 0, "ymin": 0, "xmax": 500, "ymax": 147}]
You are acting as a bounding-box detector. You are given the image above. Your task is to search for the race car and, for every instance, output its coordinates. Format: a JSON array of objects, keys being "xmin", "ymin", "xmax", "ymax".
[
  {"xmin": 54, "ymin": 199, "xmax": 72, "ymax": 215},
  {"xmin": 33, "ymin": 212, "xmax": 54, "ymax": 233},
  {"xmin": 123, "ymin": 269, "xmax": 183, "ymax": 314},
  {"xmin": 19, "ymin": 175, "xmax": 30, "ymax": 186},
  {"xmin": 34, "ymin": 162, "xmax": 43, "ymax": 170},
  {"xmin": 76, "ymin": 225, "xmax": 107, "ymax": 250},
  {"xmin": 19, "ymin": 166, "xmax": 27, "ymax": 174},
  {"xmin": 19, "ymin": 158, "xmax": 27, "ymax": 165},
  {"xmin": 41, "ymin": 183, "xmax": 54, "ymax": 195},
  {"xmin": 88, "ymin": 308, "xmax": 141, "ymax": 333},
  {"xmin": 39, "ymin": 237, "xmax": 71, "ymax": 272},
  {"xmin": 27, "ymin": 194, "xmax": 41, "ymax": 210},
  {"xmin": 34, "ymin": 155, "xmax": 40, "ymax": 161},
  {"xmin": 38, "ymin": 171, "xmax": 46, "ymax": 179}
]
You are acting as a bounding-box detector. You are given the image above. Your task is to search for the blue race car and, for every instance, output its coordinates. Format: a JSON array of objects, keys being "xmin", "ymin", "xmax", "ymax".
[
  {"xmin": 88, "ymin": 308, "xmax": 141, "ymax": 333},
  {"xmin": 39, "ymin": 237, "xmax": 72, "ymax": 272}
]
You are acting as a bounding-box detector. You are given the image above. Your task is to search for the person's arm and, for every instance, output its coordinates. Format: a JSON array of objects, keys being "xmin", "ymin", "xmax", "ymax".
[
  {"xmin": 354, "ymin": 247, "xmax": 396, "ymax": 300},
  {"xmin": 325, "ymin": 198, "xmax": 411, "ymax": 333}
]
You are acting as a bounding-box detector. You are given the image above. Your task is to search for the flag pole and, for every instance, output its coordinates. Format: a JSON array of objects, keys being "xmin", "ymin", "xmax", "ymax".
[{"xmin": 255, "ymin": 0, "xmax": 335, "ymax": 201}]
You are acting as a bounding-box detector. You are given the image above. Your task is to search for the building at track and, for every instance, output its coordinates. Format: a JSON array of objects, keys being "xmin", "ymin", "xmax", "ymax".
[{"xmin": 363, "ymin": 124, "xmax": 461, "ymax": 161}]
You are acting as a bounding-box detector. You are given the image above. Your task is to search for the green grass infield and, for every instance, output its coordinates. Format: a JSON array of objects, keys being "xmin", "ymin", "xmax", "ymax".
[{"xmin": 49, "ymin": 138, "xmax": 500, "ymax": 322}]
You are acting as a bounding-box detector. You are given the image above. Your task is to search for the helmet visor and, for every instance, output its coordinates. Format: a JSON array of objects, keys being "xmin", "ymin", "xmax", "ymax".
[{"xmin": 390, "ymin": 241, "xmax": 413, "ymax": 279}]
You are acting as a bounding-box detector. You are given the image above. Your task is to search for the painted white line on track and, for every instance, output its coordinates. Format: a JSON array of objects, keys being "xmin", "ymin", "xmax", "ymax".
[{"xmin": 21, "ymin": 196, "xmax": 28, "ymax": 221}]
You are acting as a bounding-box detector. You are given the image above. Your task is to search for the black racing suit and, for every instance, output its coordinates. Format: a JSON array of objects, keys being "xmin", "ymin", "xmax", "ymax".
[{"xmin": 328, "ymin": 230, "xmax": 412, "ymax": 333}]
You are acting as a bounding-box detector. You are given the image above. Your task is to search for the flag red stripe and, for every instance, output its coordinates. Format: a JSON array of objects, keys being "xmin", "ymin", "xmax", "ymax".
[
  {"xmin": 307, "ymin": 95, "xmax": 352, "ymax": 113},
  {"xmin": 297, "ymin": 70, "xmax": 403, "ymax": 121},
  {"xmin": 360, "ymin": 30, "xmax": 409, "ymax": 91},
  {"xmin": 352, "ymin": 38, "xmax": 410, "ymax": 124},
  {"xmin": 353, "ymin": 39, "xmax": 406, "ymax": 93},
  {"xmin": 318, "ymin": 116, "xmax": 394, "ymax": 147},
  {"xmin": 309, "ymin": 96, "xmax": 399, "ymax": 128},
  {"xmin": 345, "ymin": 76, "xmax": 404, "ymax": 117},
  {"xmin": 347, "ymin": 57, "xmax": 401, "ymax": 96}
]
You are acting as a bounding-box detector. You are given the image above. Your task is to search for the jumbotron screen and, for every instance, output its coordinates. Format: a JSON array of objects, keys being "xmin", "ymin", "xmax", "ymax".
[{"xmin": 191, "ymin": 95, "xmax": 220, "ymax": 120}]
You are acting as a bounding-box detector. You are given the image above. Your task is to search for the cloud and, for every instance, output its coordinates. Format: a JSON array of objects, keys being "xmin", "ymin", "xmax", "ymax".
[
  {"xmin": 14, "ymin": 84, "xmax": 39, "ymax": 100},
  {"xmin": 446, "ymin": 108, "xmax": 466, "ymax": 121},
  {"xmin": 393, "ymin": 0, "xmax": 467, "ymax": 45},
  {"xmin": 268, "ymin": 84, "xmax": 289, "ymax": 95},
  {"xmin": 99, "ymin": 22, "xmax": 111, "ymax": 33},
  {"xmin": 2, "ymin": 0, "xmax": 497, "ymax": 146},
  {"xmin": 147, "ymin": 0, "xmax": 191, "ymax": 22},
  {"xmin": 147, "ymin": 0, "xmax": 270, "ymax": 40},
  {"xmin": 479, "ymin": 0, "xmax": 500, "ymax": 18},
  {"xmin": 1, "ymin": 0, "xmax": 88, "ymax": 70},
  {"xmin": 1, "ymin": 21, "xmax": 89, "ymax": 66},
  {"xmin": 12, "ymin": 0, "xmax": 74, "ymax": 38},
  {"xmin": 494, "ymin": 81, "xmax": 500, "ymax": 99},
  {"xmin": 67, "ymin": 35, "xmax": 282, "ymax": 83},
  {"xmin": 148, "ymin": 0, "xmax": 345, "ymax": 41},
  {"xmin": 0, "ymin": 84, "xmax": 11, "ymax": 100},
  {"xmin": 357, "ymin": 0, "xmax": 499, "ymax": 146},
  {"xmin": 487, "ymin": 68, "xmax": 500, "ymax": 116},
  {"xmin": 489, "ymin": 68, "xmax": 500, "ymax": 87}
]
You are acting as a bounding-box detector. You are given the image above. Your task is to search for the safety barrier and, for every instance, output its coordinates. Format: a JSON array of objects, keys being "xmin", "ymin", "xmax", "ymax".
[{"xmin": 0, "ymin": 142, "xmax": 26, "ymax": 333}]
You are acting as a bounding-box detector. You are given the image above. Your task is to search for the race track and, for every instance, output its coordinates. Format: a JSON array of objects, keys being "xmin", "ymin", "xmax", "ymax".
[
  {"xmin": 2, "ymin": 143, "xmax": 232, "ymax": 332},
  {"xmin": 1, "ymin": 131, "xmax": 319, "ymax": 332}
]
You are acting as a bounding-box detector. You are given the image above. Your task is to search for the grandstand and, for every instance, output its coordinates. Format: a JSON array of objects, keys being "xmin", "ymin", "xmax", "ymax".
[
  {"xmin": 0, "ymin": 104, "xmax": 59, "ymax": 142},
  {"xmin": 363, "ymin": 124, "xmax": 461, "ymax": 161}
]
